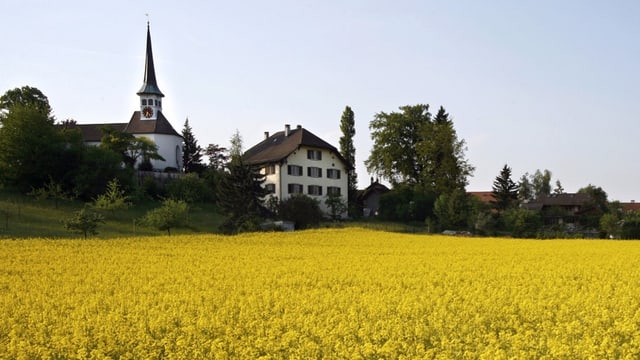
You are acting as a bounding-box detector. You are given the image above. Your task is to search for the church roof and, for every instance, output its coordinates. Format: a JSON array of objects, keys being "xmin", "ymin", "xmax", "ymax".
[
  {"xmin": 124, "ymin": 111, "xmax": 182, "ymax": 137},
  {"xmin": 63, "ymin": 123, "xmax": 127, "ymax": 142},
  {"xmin": 137, "ymin": 23, "xmax": 164, "ymax": 97},
  {"xmin": 244, "ymin": 125, "xmax": 352, "ymax": 169}
]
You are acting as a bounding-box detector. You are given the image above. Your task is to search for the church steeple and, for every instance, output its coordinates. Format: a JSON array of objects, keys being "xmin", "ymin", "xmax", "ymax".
[{"xmin": 138, "ymin": 22, "xmax": 163, "ymax": 120}]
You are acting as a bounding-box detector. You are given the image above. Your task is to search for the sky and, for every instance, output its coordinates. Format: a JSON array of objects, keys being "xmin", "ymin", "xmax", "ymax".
[{"xmin": 2, "ymin": 1, "xmax": 640, "ymax": 201}]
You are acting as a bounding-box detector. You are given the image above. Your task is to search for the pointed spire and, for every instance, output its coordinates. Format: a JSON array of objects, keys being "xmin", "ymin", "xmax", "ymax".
[{"xmin": 137, "ymin": 22, "xmax": 164, "ymax": 97}]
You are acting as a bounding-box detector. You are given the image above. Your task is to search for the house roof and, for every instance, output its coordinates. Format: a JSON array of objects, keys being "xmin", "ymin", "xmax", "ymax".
[
  {"xmin": 468, "ymin": 191, "xmax": 496, "ymax": 204},
  {"xmin": 358, "ymin": 181, "xmax": 390, "ymax": 200},
  {"xmin": 137, "ymin": 23, "xmax": 164, "ymax": 97},
  {"xmin": 244, "ymin": 126, "xmax": 352, "ymax": 168},
  {"xmin": 521, "ymin": 193, "xmax": 591, "ymax": 211},
  {"xmin": 620, "ymin": 202, "xmax": 640, "ymax": 212},
  {"xmin": 124, "ymin": 111, "xmax": 181, "ymax": 137}
]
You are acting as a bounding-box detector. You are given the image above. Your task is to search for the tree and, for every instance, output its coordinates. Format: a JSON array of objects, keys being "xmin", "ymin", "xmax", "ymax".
[
  {"xmin": 553, "ymin": 180, "xmax": 564, "ymax": 194},
  {"xmin": 204, "ymin": 144, "xmax": 229, "ymax": 170},
  {"xmin": 325, "ymin": 192, "xmax": 347, "ymax": 221},
  {"xmin": 517, "ymin": 173, "xmax": 534, "ymax": 202},
  {"xmin": 0, "ymin": 85, "xmax": 53, "ymax": 119},
  {"xmin": 433, "ymin": 189, "xmax": 473, "ymax": 231},
  {"xmin": 366, "ymin": 104, "xmax": 431, "ymax": 186},
  {"xmin": 141, "ymin": 199, "xmax": 190, "ymax": 236},
  {"xmin": 99, "ymin": 128, "xmax": 164, "ymax": 169},
  {"xmin": 366, "ymin": 104, "xmax": 473, "ymax": 194},
  {"xmin": 92, "ymin": 178, "xmax": 131, "ymax": 217},
  {"xmin": 339, "ymin": 106, "xmax": 357, "ymax": 207},
  {"xmin": 419, "ymin": 107, "xmax": 474, "ymax": 195},
  {"xmin": 0, "ymin": 105, "xmax": 66, "ymax": 191},
  {"xmin": 532, "ymin": 169, "xmax": 552, "ymax": 198},
  {"xmin": 181, "ymin": 118, "xmax": 204, "ymax": 173},
  {"xmin": 63, "ymin": 208, "xmax": 105, "ymax": 239},
  {"xmin": 578, "ymin": 184, "xmax": 609, "ymax": 229},
  {"xmin": 217, "ymin": 132, "xmax": 268, "ymax": 234},
  {"xmin": 491, "ymin": 164, "xmax": 518, "ymax": 211}
]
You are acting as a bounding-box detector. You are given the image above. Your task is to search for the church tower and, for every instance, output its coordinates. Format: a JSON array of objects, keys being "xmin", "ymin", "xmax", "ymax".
[{"xmin": 137, "ymin": 22, "xmax": 163, "ymax": 120}]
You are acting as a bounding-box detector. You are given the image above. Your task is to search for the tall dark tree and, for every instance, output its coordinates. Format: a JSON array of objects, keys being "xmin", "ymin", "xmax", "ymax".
[
  {"xmin": 0, "ymin": 86, "xmax": 53, "ymax": 119},
  {"xmin": 217, "ymin": 131, "xmax": 268, "ymax": 234},
  {"xmin": 204, "ymin": 144, "xmax": 229, "ymax": 170},
  {"xmin": 491, "ymin": 164, "xmax": 519, "ymax": 211},
  {"xmin": 181, "ymin": 118, "xmax": 204, "ymax": 173},
  {"xmin": 339, "ymin": 106, "xmax": 358, "ymax": 205},
  {"xmin": 217, "ymin": 157, "xmax": 268, "ymax": 234}
]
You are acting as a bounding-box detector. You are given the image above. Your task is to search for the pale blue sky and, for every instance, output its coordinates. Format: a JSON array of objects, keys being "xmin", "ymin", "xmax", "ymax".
[{"xmin": 3, "ymin": 1, "xmax": 639, "ymax": 201}]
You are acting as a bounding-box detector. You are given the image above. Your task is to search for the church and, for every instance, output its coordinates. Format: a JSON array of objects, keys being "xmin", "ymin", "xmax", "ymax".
[{"xmin": 70, "ymin": 23, "xmax": 183, "ymax": 171}]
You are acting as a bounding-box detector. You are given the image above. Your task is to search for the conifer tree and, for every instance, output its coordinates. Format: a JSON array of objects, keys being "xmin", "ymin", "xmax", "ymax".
[
  {"xmin": 491, "ymin": 164, "xmax": 519, "ymax": 211},
  {"xmin": 181, "ymin": 118, "xmax": 204, "ymax": 173}
]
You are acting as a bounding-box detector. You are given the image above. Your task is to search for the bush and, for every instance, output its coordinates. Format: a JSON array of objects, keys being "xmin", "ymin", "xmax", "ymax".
[
  {"xmin": 279, "ymin": 194, "xmax": 323, "ymax": 230},
  {"xmin": 378, "ymin": 186, "xmax": 435, "ymax": 222},
  {"xmin": 502, "ymin": 207, "xmax": 542, "ymax": 238},
  {"xmin": 165, "ymin": 173, "xmax": 212, "ymax": 203},
  {"xmin": 141, "ymin": 199, "xmax": 189, "ymax": 236}
]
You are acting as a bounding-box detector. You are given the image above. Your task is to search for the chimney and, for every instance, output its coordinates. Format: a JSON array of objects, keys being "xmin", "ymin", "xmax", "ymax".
[
  {"xmin": 285, "ymin": 124, "xmax": 291, "ymax": 136},
  {"xmin": 264, "ymin": 131, "xmax": 269, "ymax": 139},
  {"xmin": 296, "ymin": 124, "xmax": 302, "ymax": 130}
]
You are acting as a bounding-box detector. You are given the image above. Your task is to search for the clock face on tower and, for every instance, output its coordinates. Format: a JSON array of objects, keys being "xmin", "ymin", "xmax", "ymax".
[{"xmin": 142, "ymin": 106, "xmax": 154, "ymax": 118}]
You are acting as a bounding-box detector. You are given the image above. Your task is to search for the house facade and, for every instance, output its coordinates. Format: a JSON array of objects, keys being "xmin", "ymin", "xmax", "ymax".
[
  {"xmin": 244, "ymin": 124, "xmax": 351, "ymax": 217},
  {"xmin": 68, "ymin": 23, "xmax": 183, "ymax": 171},
  {"xmin": 358, "ymin": 180, "xmax": 390, "ymax": 217}
]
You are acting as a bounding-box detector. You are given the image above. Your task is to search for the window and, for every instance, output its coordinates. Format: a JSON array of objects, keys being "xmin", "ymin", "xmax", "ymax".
[
  {"xmin": 307, "ymin": 167, "xmax": 322, "ymax": 178},
  {"xmin": 327, "ymin": 186, "xmax": 341, "ymax": 196},
  {"xmin": 308, "ymin": 185, "xmax": 323, "ymax": 196},
  {"xmin": 141, "ymin": 99, "xmax": 147, "ymax": 106},
  {"xmin": 264, "ymin": 164, "xmax": 276, "ymax": 175},
  {"xmin": 287, "ymin": 165, "xmax": 303, "ymax": 176},
  {"xmin": 288, "ymin": 183, "xmax": 303, "ymax": 194},
  {"xmin": 265, "ymin": 183, "xmax": 276, "ymax": 194},
  {"xmin": 307, "ymin": 149, "xmax": 322, "ymax": 160},
  {"xmin": 327, "ymin": 169, "xmax": 341, "ymax": 179}
]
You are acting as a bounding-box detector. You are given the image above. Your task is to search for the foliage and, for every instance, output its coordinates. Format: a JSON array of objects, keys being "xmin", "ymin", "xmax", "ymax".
[
  {"xmin": 339, "ymin": 106, "xmax": 358, "ymax": 204},
  {"xmin": 366, "ymin": 104, "xmax": 473, "ymax": 194},
  {"xmin": 433, "ymin": 188, "xmax": 474, "ymax": 231},
  {"xmin": 620, "ymin": 212, "xmax": 640, "ymax": 239},
  {"xmin": 278, "ymin": 194, "xmax": 323, "ymax": 229},
  {"xmin": 502, "ymin": 207, "xmax": 542, "ymax": 238},
  {"xmin": 378, "ymin": 186, "xmax": 435, "ymax": 222},
  {"xmin": 0, "ymin": 105, "xmax": 67, "ymax": 192},
  {"xmin": 3, "ymin": 229, "xmax": 640, "ymax": 358},
  {"xmin": 181, "ymin": 118, "xmax": 205, "ymax": 174},
  {"xmin": 577, "ymin": 184, "xmax": 609, "ymax": 229},
  {"xmin": 100, "ymin": 128, "xmax": 164, "ymax": 169},
  {"xmin": 141, "ymin": 199, "xmax": 190, "ymax": 236},
  {"xmin": 28, "ymin": 177, "xmax": 72, "ymax": 209},
  {"xmin": 491, "ymin": 164, "xmax": 518, "ymax": 211},
  {"xmin": 62, "ymin": 207, "xmax": 105, "ymax": 239},
  {"xmin": 324, "ymin": 192, "xmax": 347, "ymax": 220},
  {"xmin": 204, "ymin": 144, "xmax": 229, "ymax": 170},
  {"xmin": 165, "ymin": 173, "xmax": 212, "ymax": 203},
  {"xmin": 532, "ymin": 169, "xmax": 552, "ymax": 198},
  {"xmin": 0, "ymin": 85, "xmax": 52, "ymax": 118},
  {"xmin": 517, "ymin": 173, "xmax": 534, "ymax": 202},
  {"xmin": 217, "ymin": 157, "xmax": 268, "ymax": 234},
  {"xmin": 73, "ymin": 146, "xmax": 132, "ymax": 201},
  {"xmin": 92, "ymin": 178, "xmax": 131, "ymax": 216}
]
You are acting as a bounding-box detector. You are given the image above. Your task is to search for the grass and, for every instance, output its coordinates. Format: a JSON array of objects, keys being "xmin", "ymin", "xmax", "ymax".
[{"xmin": 0, "ymin": 191, "xmax": 224, "ymax": 239}]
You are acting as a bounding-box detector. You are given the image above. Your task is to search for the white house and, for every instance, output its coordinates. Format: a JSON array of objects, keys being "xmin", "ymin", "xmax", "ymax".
[
  {"xmin": 244, "ymin": 124, "xmax": 351, "ymax": 217},
  {"xmin": 68, "ymin": 23, "xmax": 183, "ymax": 171}
]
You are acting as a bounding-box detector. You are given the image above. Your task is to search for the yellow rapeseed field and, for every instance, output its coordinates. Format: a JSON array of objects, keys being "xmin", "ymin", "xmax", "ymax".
[{"xmin": 1, "ymin": 228, "xmax": 640, "ymax": 359}]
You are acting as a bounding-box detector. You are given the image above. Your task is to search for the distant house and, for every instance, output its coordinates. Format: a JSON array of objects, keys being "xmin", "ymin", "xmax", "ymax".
[
  {"xmin": 521, "ymin": 193, "xmax": 594, "ymax": 228},
  {"xmin": 244, "ymin": 124, "xmax": 351, "ymax": 217},
  {"xmin": 66, "ymin": 23, "xmax": 183, "ymax": 171},
  {"xmin": 468, "ymin": 191, "xmax": 496, "ymax": 205},
  {"xmin": 358, "ymin": 180, "xmax": 390, "ymax": 217}
]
